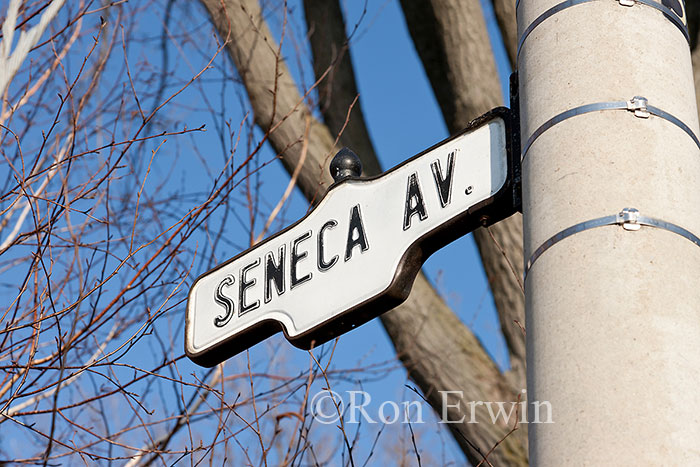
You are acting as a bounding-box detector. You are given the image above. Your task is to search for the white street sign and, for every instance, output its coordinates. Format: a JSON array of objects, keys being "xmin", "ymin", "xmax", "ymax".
[{"xmin": 186, "ymin": 109, "xmax": 516, "ymax": 366}]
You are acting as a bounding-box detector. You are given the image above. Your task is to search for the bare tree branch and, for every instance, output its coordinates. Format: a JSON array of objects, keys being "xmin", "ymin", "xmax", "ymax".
[{"xmin": 0, "ymin": 0, "xmax": 66, "ymax": 96}]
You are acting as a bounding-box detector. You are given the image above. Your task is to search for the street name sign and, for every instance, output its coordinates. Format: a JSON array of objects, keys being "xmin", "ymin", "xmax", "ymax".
[{"xmin": 186, "ymin": 108, "xmax": 518, "ymax": 366}]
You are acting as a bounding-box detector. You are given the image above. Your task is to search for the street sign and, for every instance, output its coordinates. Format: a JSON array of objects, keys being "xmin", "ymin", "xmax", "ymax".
[{"xmin": 186, "ymin": 108, "xmax": 518, "ymax": 366}]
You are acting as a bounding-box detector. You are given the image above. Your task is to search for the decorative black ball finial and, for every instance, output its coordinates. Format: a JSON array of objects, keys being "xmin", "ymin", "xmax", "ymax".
[{"xmin": 330, "ymin": 147, "xmax": 362, "ymax": 182}]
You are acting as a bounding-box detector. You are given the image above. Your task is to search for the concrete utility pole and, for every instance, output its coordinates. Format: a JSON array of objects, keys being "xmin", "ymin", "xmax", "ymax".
[{"xmin": 518, "ymin": 0, "xmax": 700, "ymax": 463}]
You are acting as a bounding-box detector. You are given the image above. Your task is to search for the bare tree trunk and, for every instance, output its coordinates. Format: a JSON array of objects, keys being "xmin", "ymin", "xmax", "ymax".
[
  {"xmin": 399, "ymin": 0, "xmax": 527, "ymax": 392},
  {"xmin": 199, "ymin": 0, "xmax": 528, "ymax": 464},
  {"xmin": 492, "ymin": 0, "xmax": 517, "ymax": 66},
  {"xmin": 303, "ymin": 0, "xmax": 381, "ymax": 176},
  {"xmin": 691, "ymin": 9, "xmax": 700, "ymax": 115}
]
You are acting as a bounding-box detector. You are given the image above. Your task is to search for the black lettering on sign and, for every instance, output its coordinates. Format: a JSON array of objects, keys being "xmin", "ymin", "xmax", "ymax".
[
  {"xmin": 213, "ymin": 274, "xmax": 235, "ymax": 327},
  {"xmin": 264, "ymin": 245, "xmax": 286, "ymax": 304},
  {"xmin": 318, "ymin": 220, "xmax": 339, "ymax": 272},
  {"xmin": 239, "ymin": 259, "xmax": 261, "ymax": 316},
  {"xmin": 431, "ymin": 151, "xmax": 455, "ymax": 208},
  {"xmin": 403, "ymin": 172, "xmax": 428, "ymax": 230},
  {"xmin": 345, "ymin": 204, "xmax": 369, "ymax": 261},
  {"xmin": 291, "ymin": 231, "xmax": 313, "ymax": 289}
]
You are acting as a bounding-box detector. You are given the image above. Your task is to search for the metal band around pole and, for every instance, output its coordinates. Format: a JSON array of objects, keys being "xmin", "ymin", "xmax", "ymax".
[
  {"xmin": 520, "ymin": 96, "xmax": 700, "ymax": 161},
  {"xmin": 524, "ymin": 208, "xmax": 700, "ymax": 277},
  {"xmin": 516, "ymin": 0, "xmax": 689, "ymax": 65}
]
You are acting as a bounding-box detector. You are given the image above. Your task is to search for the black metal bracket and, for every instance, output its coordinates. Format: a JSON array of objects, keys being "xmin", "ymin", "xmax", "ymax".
[{"xmin": 509, "ymin": 71, "xmax": 522, "ymax": 213}]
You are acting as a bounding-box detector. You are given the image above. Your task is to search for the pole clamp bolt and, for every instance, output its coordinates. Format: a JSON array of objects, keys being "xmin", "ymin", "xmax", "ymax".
[
  {"xmin": 627, "ymin": 96, "xmax": 650, "ymax": 118},
  {"xmin": 617, "ymin": 207, "xmax": 642, "ymax": 231}
]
